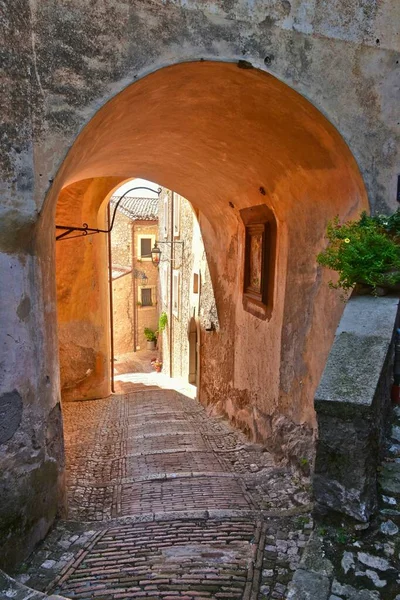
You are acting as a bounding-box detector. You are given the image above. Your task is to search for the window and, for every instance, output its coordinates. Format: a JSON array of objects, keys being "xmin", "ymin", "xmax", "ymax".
[
  {"xmin": 173, "ymin": 194, "xmax": 181, "ymax": 237},
  {"xmin": 138, "ymin": 285, "xmax": 156, "ymax": 307},
  {"xmin": 138, "ymin": 234, "xmax": 155, "ymax": 260},
  {"xmin": 240, "ymin": 204, "xmax": 276, "ymax": 320},
  {"xmin": 140, "ymin": 238, "xmax": 152, "ymax": 259},
  {"xmin": 141, "ymin": 288, "xmax": 152, "ymax": 307},
  {"xmin": 172, "ymin": 270, "xmax": 180, "ymax": 318}
]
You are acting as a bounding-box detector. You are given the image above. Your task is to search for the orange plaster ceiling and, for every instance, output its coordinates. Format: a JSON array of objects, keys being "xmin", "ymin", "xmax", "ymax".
[{"xmin": 49, "ymin": 61, "xmax": 368, "ymax": 227}]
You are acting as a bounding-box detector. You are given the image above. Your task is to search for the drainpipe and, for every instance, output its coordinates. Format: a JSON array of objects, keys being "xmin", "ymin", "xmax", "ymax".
[
  {"xmin": 132, "ymin": 220, "xmax": 137, "ymax": 353},
  {"xmin": 197, "ymin": 269, "xmax": 202, "ymax": 397},
  {"xmin": 107, "ymin": 203, "xmax": 115, "ymax": 393},
  {"xmin": 169, "ymin": 191, "xmax": 174, "ymax": 378}
]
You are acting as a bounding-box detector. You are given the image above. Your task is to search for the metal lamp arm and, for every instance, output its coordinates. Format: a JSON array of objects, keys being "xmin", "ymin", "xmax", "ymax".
[{"xmin": 56, "ymin": 186, "xmax": 161, "ymax": 241}]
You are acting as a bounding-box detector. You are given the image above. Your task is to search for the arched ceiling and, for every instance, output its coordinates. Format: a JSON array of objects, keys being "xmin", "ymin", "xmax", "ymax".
[{"xmin": 48, "ymin": 61, "xmax": 368, "ymax": 229}]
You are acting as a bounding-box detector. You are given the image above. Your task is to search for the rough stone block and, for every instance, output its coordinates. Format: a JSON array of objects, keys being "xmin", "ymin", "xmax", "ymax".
[
  {"xmin": 0, "ymin": 390, "xmax": 23, "ymax": 444},
  {"xmin": 314, "ymin": 297, "xmax": 399, "ymax": 521},
  {"xmin": 286, "ymin": 569, "xmax": 330, "ymax": 599}
]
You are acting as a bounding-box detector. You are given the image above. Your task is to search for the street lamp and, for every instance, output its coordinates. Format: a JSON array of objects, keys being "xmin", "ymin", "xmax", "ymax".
[
  {"xmin": 151, "ymin": 240, "xmax": 184, "ymax": 267},
  {"xmin": 151, "ymin": 243, "xmax": 161, "ymax": 266}
]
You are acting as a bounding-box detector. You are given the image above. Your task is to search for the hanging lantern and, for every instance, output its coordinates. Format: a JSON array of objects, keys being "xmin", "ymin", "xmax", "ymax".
[{"xmin": 151, "ymin": 243, "xmax": 161, "ymax": 266}]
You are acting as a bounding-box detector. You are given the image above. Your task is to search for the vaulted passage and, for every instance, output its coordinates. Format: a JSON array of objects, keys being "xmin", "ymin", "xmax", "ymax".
[
  {"xmin": 45, "ymin": 60, "xmax": 368, "ymax": 418},
  {"xmin": 2, "ymin": 60, "xmax": 368, "ymax": 573},
  {"xmin": 45, "ymin": 61, "xmax": 368, "ymax": 446}
]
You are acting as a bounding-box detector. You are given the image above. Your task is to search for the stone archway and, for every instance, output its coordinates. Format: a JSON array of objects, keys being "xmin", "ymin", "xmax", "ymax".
[
  {"xmin": 1, "ymin": 60, "xmax": 369, "ymax": 570},
  {"xmin": 44, "ymin": 60, "xmax": 368, "ymax": 426}
]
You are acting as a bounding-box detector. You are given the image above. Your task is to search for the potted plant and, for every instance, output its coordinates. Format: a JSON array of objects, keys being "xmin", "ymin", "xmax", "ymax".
[
  {"xmin": 144, "ymin": 327, "xmax": 157, "ymax": 350},
  {"xmin": 317, "ymin": 210, "xmax": 400, "ymax": 297},
  {"xmin": 151, "ymin": 358, "xmax": 163, "ymax": 372}
]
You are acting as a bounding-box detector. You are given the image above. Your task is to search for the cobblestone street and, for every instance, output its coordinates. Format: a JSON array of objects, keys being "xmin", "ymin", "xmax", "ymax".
[{"xmin": 13, "ymin": 386, "xmax": 312, "ymax": 599}]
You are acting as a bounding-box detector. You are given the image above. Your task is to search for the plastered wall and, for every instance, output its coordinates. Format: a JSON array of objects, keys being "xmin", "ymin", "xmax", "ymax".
[{"xmin": 56, "ymin": 178, "xmax": 121, "ymax": 401}]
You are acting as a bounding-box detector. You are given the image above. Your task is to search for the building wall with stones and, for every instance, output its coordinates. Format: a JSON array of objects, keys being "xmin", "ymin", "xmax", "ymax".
[
  {"xmin": 111, "ymin": 211, "xmax": 134, "ymax": 356},
  {"xmin": 111, "ymin": 211, "xmax": 159, "ymax": 355},
  {"xmin": 158, "ymin": 190, "xmax": 218, "ymax": 385},
  {"xmin": 1, "ymin": 0, "xmax": 399, "ymax": 571},
  {"xmin": 133, "ymin": 222, "xmax": 159, "ymax": 351}
]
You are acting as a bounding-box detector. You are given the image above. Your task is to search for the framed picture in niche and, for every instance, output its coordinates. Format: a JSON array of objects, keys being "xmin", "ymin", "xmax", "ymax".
[
  {"xmin": 244, "ymin": 223, "xmax": 267, "ymax": 301},
  {"xmin": 240, "ymin": 204, "xmax": 276, "ymax": 320}
]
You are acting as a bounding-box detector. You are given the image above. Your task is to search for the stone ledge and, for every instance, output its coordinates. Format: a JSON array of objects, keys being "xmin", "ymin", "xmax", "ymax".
[
  {"xmin": 314, "ymin": 296, "xmax": 399, "ymax": 522},
  {"xmin": 316, "ymin": 296, "xmax": 399, "ymax": 410}
]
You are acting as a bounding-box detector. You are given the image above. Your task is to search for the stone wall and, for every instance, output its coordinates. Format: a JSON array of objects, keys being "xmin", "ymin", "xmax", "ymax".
[
  {"xmin": 158, "ymin": 191, "xmax": 216, "ymax": 384},
  {"xmin": 111, "ymin": 211, "xmax": 133, "ymax": 267},
  {"xmin": 170, "ymin": 196, "xmax": 194, "ymax": 381},
  {"xmin": 111, "ymin": 211, "xmax": 134, "ymax": 356},
  {"xmin": 314, "ymin": 296, "xmax": 400, "ymax": 522}
]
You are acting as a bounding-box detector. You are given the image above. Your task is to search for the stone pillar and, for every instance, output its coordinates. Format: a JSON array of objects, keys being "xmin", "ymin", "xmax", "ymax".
[
  {"xmin": 0, "ymin": 247, "xmax": 65, "ymax": 571},
  {"xmin": 313, "ymin": 296, "xmax": 399, "ymax": 522}
]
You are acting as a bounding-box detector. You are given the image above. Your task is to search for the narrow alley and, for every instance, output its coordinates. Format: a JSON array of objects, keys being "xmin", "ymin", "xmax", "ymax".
[{"xmin": 13, "ymin": 385, "xmax": 312, "ymax": 599}]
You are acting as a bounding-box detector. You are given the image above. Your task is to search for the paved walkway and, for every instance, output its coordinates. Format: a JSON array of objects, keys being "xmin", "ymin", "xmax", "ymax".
[
  {"xmin": 12, "ymin": 386, "xmax": 312, "ymax": 599},
  {"xmin": 114, "ymin": 350, "xmax": 158, "ymax": 376}
]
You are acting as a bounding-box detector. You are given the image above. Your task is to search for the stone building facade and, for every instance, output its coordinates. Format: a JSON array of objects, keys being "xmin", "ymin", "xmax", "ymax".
[
  {"xmin": 110, "ymin": 196, "xmax": 159, "ymax": 355},
  {"xmin": 1, "ymin": 0, "xmax": 400, "ymax": 571},
  {"xmin": 157, "ymin": 190, "xmax": 218, "ymax": 387}
]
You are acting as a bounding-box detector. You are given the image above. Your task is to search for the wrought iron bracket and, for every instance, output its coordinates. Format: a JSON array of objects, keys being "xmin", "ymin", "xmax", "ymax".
[
  {"xmin": 153, "ymin": 240, "xmax": 184, "ymax": 268},
  {"xmin": 56, "ymin": 186, "xmax": 161, "ymax": 241},
  {"xmin": 155, "ymin": 240, "xmax": 184, "ymax": 248}
]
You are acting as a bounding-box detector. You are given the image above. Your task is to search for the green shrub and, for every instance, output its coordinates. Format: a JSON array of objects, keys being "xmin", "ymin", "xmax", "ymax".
[
  {"xmin": 317, "ymin": 210, "xmax": 400, "ymax": 292},
  {"xmin": 144, "ymin": 328, "xmax": 157, "ymax": 342}
]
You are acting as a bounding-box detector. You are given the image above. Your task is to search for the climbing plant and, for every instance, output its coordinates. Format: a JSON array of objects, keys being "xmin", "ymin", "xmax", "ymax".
[
  {"xmin": 317, "ymin": 210, "xmax": 400, "ymax": 293},
  {"xmin": 158, "ymin": 311, "xmax": 168, "ymax": 332}
]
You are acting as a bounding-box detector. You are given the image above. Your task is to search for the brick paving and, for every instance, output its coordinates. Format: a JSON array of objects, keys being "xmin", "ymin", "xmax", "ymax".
[
  {"xmin": 13, "ymin": 387, "xmax": 312, "ymax": 599},
  {"xmin": 52, "ymin": 520, "xmax": 261, "ymax": 599}
]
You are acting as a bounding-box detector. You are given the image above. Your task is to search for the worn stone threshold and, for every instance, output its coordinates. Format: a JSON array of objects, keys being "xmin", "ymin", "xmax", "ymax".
[
  {"xmin": 68, "ymin": 470, "xmax": 246, "ymax": 486},
  {"xmin": 63, "ymin": 505, "xmax": 314, "ymax": 528}
]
